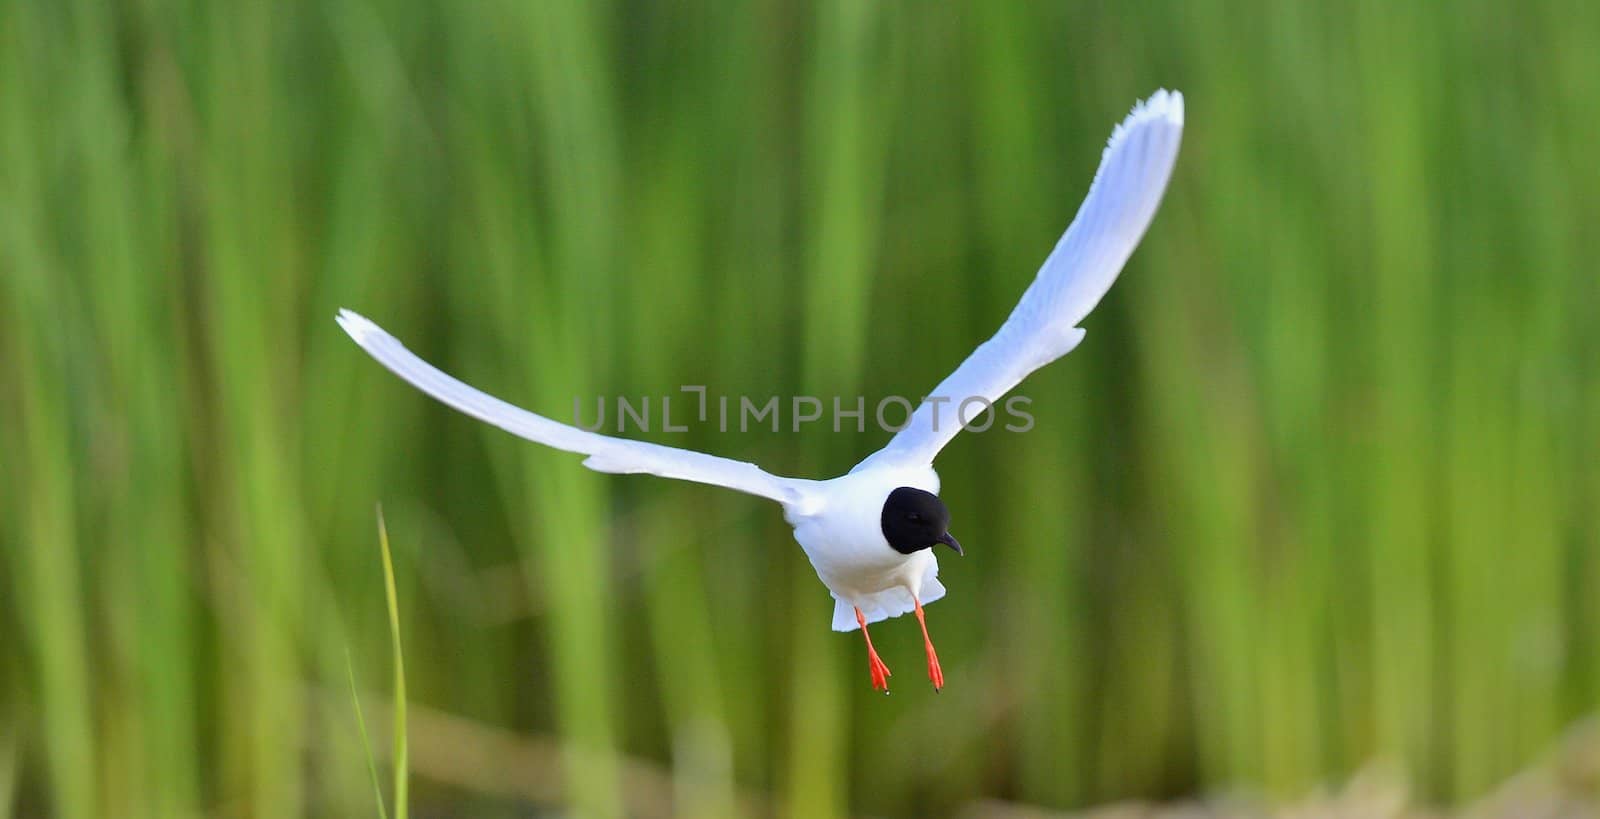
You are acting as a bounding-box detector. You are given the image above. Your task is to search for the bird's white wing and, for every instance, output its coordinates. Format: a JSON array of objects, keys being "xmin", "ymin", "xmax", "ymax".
[
  {"xmin": 859, "ymin": 89, "xmax": 1184, "ymax": 470},
  {"xmin": 337, "ymin": 310, "xmax": 815, "ymax": 508}
]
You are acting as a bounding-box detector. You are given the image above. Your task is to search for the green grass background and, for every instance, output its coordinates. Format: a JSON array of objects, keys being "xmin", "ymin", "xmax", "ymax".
[{"xmin": 2, "ymin": 0, "xmax": 1597, "ymax": 816}]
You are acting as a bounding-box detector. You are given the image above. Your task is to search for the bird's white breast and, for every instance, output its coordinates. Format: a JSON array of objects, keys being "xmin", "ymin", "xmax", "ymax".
[{"xmin": 785, "ymin": 463, "xmax": 940, "ymax": 601}]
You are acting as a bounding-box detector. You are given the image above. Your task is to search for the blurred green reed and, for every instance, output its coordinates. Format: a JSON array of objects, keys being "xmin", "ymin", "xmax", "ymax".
[
  {"xmin": 1, "ymin": 0, "xmax": 1597, "ymax": 816},
  {"xmin": 345, "ymin": 509, "xmax": 408, "ymax": 819}
]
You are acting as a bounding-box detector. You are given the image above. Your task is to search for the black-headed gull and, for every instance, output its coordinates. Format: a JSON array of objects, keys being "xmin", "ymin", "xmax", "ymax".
[{"xmin": 338, "ymin": 89, "xmax": 1184, "ymax": 693}]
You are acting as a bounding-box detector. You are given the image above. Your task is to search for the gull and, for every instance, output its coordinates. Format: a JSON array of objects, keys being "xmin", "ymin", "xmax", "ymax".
[{"xmin": 338, "ymin": 89, "xmax": 1183, "ymax": 693}]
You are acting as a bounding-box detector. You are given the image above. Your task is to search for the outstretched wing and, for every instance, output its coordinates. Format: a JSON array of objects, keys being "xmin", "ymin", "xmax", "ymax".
[
  {"xmin": 337, "ymin": 310, "xmax": 815, "ymax": 507},
  {"xmin": 859, "ymin": 89, "xmax": 1184, "ymax": 470}
]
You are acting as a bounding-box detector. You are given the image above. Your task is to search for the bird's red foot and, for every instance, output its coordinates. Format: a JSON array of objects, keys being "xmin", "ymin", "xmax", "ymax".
[
  {"xmin": 923, "ymin": 645, "xmax": 944, "ymax": 691},
  {"xmin": 914, "ymin": 597, "xmax": 944, "ymax": 691},
  {"xmin": 855, "ymin": 606, "xmax": 892, "ymax": 693},
  {"xmin": 867, "ymin": 645, "xmax": 892, "ymax": 692}
]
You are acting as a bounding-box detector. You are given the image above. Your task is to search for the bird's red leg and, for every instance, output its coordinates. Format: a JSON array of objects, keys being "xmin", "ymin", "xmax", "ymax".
[
  {"xmin": 913, "ymin": 597, "xmax": 944, "ymax": 691},
  {"xmin": 855, "ymin": 607, "xmax": 892, "ymax": 693}
]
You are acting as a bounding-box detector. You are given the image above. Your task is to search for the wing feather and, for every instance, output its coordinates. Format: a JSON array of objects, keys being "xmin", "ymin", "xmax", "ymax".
[
  {"xmin": 859, "ymin": 89, "xmax": 1184, "ymax": 470},
  {"xmin": 337, "ymin": 310, "xmax": 813, "ymax": 507}
]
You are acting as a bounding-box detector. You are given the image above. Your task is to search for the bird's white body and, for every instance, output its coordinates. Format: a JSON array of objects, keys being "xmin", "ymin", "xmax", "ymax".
[
  {"xmin": 336, "ymin": 90, "xmax": 1185, "ymax": 644},
  {"xmin": 786, "ymin": 463, "xmax": 943, "ymax": 631}
]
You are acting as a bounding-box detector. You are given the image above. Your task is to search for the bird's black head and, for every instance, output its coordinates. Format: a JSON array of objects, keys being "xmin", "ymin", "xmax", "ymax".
[{"xmin": 880, "ymin": 487, "xmax": 963, "ymax": 557}]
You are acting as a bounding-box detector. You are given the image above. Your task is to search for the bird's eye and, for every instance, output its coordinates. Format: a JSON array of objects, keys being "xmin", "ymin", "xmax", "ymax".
[{"xmin": 907, "ymin": 513, "xmax": 921, "ymax": 522}]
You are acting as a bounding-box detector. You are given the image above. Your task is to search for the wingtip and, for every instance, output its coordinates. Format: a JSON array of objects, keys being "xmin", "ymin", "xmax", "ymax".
[
  {"xmin": 1152, "ymin": 88, "xmax": 1185, "ymax": 125},
  {"xmin": 1127, "ymin": 88, "xmax": 1185, "ymax": 127},
  {"xmin": 1105, "ymin": 89, "xmax": 1184, "ymax": 152},
  {"xmin": 335, "ymin": 308, "xmax": 377, "ymax": 342}
]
